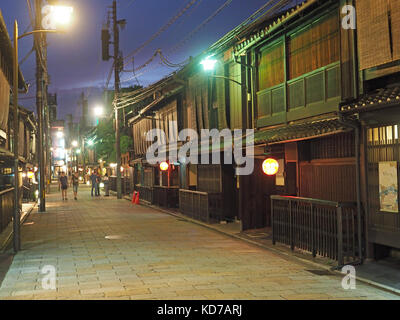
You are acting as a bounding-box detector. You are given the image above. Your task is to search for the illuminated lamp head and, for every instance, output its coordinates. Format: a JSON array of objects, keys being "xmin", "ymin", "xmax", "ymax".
[
  {"xmin": 262, "ymin": 158, "xmax": 279, "ymax": 176},
  {"xmin": 159, "ymin": 162, "xmax": 169, "ymax": 171}
]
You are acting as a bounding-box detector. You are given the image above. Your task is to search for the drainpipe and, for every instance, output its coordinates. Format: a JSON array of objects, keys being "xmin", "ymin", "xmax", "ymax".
[{"xmin": 338, "ymin": 112, "xmax": 363, "ymax": 264}]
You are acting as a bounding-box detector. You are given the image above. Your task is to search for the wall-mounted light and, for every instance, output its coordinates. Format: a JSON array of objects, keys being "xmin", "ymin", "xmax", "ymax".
[
  {"xmin": 200, "ymin": 56, "xmax": 217, "ymax": 71},
  {"xmin": 159, "ymin": 162, "xmax": 169, "ymax": 171},
  {"xmin": 262, "ymin": 158, "xmax": 279, "ymax": 176}
]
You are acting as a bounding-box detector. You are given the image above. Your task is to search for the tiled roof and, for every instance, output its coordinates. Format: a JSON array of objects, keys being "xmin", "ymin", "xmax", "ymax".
[
  {"xmin": 234, "ymin": 0, "xmax": 317, "ymax": 54},
  {"xmin": 254, "ymin": 117, "xmax": 348, "ymax": 145},
  {"xmin": 340, "ymin": 86, "xmax": 400, "ymax": 113}
]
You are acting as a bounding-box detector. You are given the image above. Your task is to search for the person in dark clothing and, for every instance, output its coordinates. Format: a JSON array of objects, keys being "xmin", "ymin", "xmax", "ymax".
[
  {"xmin": 103, "ymin": 173, "xmax": 109, "ymax": 196},
  {"xmin": 90, "ymin": 171, "xmax": 98, "ymax": 197},
  {"xmin": 71, "ymin": 171, "xmax": 79, "ymax": 200},
  {"xmin": 59, "ymin": 171, "xmax": 68, "ymax": 200},
  {"xmin": 95, "ymin": 172, "xmax": 101, "ymax": 196}
]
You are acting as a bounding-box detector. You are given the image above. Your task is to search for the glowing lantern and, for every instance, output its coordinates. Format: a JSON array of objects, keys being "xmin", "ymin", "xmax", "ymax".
[
  {"xmin": 262, "ymin": 158, "xmax": 279, "ymax": 176},
  {"xmin": 159, "ymin": 162, "xmax": 169, "ymax": 171}
]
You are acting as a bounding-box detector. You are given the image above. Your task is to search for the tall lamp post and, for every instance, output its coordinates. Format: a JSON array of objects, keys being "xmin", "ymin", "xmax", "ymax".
[
  {"xmin": 12, "ymin": 4, "xmax": 73, "ymax": 252},
  {"xmin": 71, "ymin": 140, "xmax": 78, "ymax": 172}
]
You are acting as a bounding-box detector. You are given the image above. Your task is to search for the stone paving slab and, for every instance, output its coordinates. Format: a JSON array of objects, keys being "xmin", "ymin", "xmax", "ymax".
[{"xmin": 0, "ymin": 185, "xmax": 399, "ymax": 300}]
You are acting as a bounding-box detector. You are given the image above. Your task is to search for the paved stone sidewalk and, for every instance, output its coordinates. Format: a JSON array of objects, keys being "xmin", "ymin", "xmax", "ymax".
[{"xmin": 0, "ymin": 185, "xmax": 398, "ymax": 300}]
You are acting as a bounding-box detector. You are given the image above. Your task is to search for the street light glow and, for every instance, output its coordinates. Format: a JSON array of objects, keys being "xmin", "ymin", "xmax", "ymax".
[
  {"xmin": 87, "ymin": 140, "xmax": 94, "ymax": 146},
  {"xmin": 94, "ymin": 106, "xmax": 104, "ymax": 117},
  {"xmin": 42, "ymin": 5, "xmax": 74, "ymax": 30},
  {"xmin": 56, "ymin": 131, "xmax": 63, "ymax": 138},
  {"xmin": 71, "ymin": 140, "xmax": 78, "ymax": 147},
  {"xmin": 200, "ymin": 57, "xmax": 217, "ymax": 71},
  {"xmin": 51, "ymin": 6, "xmax": 74, "ymax": 26},
  {"xmin": 76, "ymin": 149, "xmax": 81, "ymax": 154}
]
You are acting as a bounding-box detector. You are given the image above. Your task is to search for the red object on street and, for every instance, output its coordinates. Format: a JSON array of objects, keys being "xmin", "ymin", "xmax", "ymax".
[
  {"xmin": 135, "ymin": 192, "xmax": 140, "ymax": 204},
  {"xmin": 131, "ymin": 192, "xmax": 136, "ymax": 204}
]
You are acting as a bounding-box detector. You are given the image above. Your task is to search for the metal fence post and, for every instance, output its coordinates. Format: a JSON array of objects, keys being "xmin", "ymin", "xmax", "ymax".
[
  {"xmin": 311, "ymin": 203, "xmax": 316, "ymax": 257},
  {"xmin": 290, "ymin": 200, "xmax": 294, "ymax": 251},
  {"xmin": 337, "ymin": 206, "xmax": 344, "ymax": 266},
  {"xmin": 271, "ymin": 197, "xmax": 275, "ymax": 245}
]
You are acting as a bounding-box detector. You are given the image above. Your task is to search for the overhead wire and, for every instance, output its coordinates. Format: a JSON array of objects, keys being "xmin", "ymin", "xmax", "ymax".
[
  {"xmin": 112, "ymin": 0, "xmax": 296, "ymax": 108},
  {"xmin": 166, "ymin": 0, "xmax": 235, "ymax": 56},
  {"xmin": 122, "ymin": 0, "xmax": 200, "ymax": 68},
  {"xmin": 119, "ymin": 0, "xmax": 235, "ymax": 86}
]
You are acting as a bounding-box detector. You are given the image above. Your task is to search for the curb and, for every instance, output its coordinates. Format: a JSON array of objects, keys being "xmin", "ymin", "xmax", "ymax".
[
  {"xmin": 125, "ymin": 196, "xmax": 400, "ymax": 297},
  {"xmin": 0, "ymin": 202, "xmax": 37, "ymax": 253}
]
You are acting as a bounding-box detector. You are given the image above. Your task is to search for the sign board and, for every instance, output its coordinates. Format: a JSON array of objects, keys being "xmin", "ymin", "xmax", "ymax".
[{"xmin": 379, "ymin": 161, "xmax": 399, "ymax": 213}]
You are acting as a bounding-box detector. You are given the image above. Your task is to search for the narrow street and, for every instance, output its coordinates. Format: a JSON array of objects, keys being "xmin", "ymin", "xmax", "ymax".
[{"xmin": 0, "ymin": 184, "xmax": 397, "ymax": 300}]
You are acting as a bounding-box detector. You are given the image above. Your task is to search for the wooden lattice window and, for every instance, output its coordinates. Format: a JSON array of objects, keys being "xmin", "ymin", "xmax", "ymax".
[
  {"xmin": 258, "ymin": 41, "xmax": 285, "ymax": 91},
  {"xmin": 288, "ymin": 12, "xmax": 339, "ymax": 79}
]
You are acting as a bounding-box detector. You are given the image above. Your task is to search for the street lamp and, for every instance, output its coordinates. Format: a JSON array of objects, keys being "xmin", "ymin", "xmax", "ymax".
[
  {"xmin": 12, "ymin": 4, "xmax": 73, "ymax": 252},
  {"xmin": 94, "ymin": 105, "xmax": 104, "ymax": 126},
  {"xmin": 200, "ymin": 57, "xmax": 217, "ymax": 71},
  {"xmin": 200, "ymin": 56, "xmax": 244, "ymax": 87},
  {"xmin": 94, "ymin": 106, "xmax": 104, "ymax": 117},
  {"xmin": 71, "ymin": 140, "xmax": 78, "ymax": 148}
]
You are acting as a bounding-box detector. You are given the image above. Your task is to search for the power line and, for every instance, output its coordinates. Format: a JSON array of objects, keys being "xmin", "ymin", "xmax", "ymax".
[
  {"xmin": 122, "ymin": 0, "xmax": 199, "ymax": 68},
  {"xmin": 107, "ymin": 0, "xmax": 294, "ymax": 91},
  {"xmin": 117, "ymin": 0, "xmax": 233, "ymax": 84},
  {"xmin": 167, "ymin": 0, "xmax": 235, "ymax": 56}
]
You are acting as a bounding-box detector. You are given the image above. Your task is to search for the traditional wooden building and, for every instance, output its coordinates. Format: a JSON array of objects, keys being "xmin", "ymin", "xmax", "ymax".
[
  {"xmin": 123, "ymin": 0, "xmax": 400, "ymax": 265},
  {"xmin": 203, "ymin": 0, "xmax": 362, "ymax": 265},
  {"xmin": 128, "ymin": 76, "xmax": 183, "ymax": 208},
  {"xmin": 340, "ymin": 0, "xmax": 400, "ymax": 259},
  {"xmin": 0, "ymin": 9, "xmax": 29, "ymax": 234}
]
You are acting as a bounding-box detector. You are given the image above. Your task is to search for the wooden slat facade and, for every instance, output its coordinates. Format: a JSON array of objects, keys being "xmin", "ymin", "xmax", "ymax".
[
  {"xmin": 366, "ymin": 124, "xmax": 400, "ymax": 249},
  {"xmin": 357, "ymin": 0, "xmax": 400, "ymax": 70}
]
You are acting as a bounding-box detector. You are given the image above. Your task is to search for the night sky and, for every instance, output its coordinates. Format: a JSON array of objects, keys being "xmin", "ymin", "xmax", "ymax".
[{"xmin": 2, "ymin": 0, "xmax": 271, "ymax": 121}]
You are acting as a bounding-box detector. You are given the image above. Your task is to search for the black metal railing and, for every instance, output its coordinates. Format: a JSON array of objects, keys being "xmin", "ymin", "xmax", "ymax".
[
  {"xmin": 153, "ymin": 186, "xmax": 179, "ymax": 208},
  {"xmin": 0, "ymin": 188, "xmax": 14, "ymax": 234},
  {"xmin": 136, "ymin": 185, "xmax": 154, "ymax": 204},
  {"xmin": 179, "ymin": 190, "xmax": 223, "ymax": 223},
  {"xmin": 271, "ymin": 195, "xmax": 363, "ymax": 266},
  {"xmin": 109, "ymin": 176, "xmax": 131, "ymax": 195}
]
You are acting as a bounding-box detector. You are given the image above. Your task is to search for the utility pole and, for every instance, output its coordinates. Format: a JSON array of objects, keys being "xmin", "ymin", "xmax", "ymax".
[
  {"xmin": 35, "ymin": 0, "xmax": 46, "ymax": 212},
  {"xmin": 113, "ymin": 0, "xmax": 122, "ymax": 199},
  {"xmin": 13, "ymin": 21, "xmax": 21, "ymax": 252},
  {"xmin": 43, "ymin": 30, "xmax": 51, "ymax": 194}
]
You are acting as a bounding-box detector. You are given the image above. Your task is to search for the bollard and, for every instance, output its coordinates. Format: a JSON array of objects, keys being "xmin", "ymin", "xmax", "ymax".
[
  {"xmin": 131, "ymin": 191, "xmax": 136, "ymax": 204},
  {"xmin": 135, "ymin": 191, "xmax": 140, "ymax": 205}
]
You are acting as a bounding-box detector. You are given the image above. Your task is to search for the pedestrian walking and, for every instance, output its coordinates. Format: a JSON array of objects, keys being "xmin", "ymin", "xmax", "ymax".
[
  {"xmin": 71, "ymin": 171, "xmax": 80, "ymax": 200},
  {"xmin": 90, "ymin": 171, "xmax": 98, "ymax": 197},
  {"xmin": 59, "ymin": 171, "xmax": 68, "ymax": 200},
  {"xmin": 103, "ymin": 173, "xmax": 110, "ymax": 196},
  {"xmin": 95, "ymin": 172, "xmax": 101, "ymax": 196}
]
